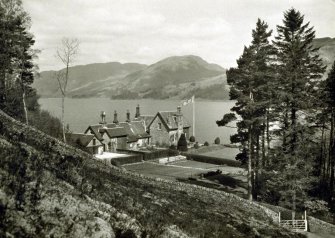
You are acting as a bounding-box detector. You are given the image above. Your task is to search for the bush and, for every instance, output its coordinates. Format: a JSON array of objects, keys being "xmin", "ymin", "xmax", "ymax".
[
  {"xmin": 177, "ymin": 133, "xmax": 188, "ymax": 151},
  {"xmin": 305, "ymin": 200, "xmax": 330, "ymax": 217},
  {"xmin": 214, "ymin": 137, "xmax": 220, "ymax": 145},
  {"xmin": 204, "ymin": 141, "xmax": 209, "ymax": 146},
  {"xmin": 194, "ymin": 142, "xmax": 199, "ymax": 149},
  {"xmin": 189, "ymin": 136, "xmax": 195, "ymax": 142},
  {"xmin": 169, "ymin": 144, "xmax": 176, "ymax": 150}
]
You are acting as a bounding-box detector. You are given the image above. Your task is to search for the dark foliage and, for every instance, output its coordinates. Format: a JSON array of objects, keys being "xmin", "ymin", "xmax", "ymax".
[
  {"xmin": 177, "ymin": 133, "xmax": 188, "ymax": 151},
  {"xmin": 189, "ymin": 135, "xmax": 195, "ymax": 142}
]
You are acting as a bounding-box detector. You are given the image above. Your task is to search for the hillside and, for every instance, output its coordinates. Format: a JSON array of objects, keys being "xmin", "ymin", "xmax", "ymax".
[
  {"xmin": 33, "ymin": 62, "xmax": 147, "ymax": 97},
  {"xmin": 33, "ymin": 38, "xmax": 335, "ymax": 100},
  {"xmin": 0, "ymin": 110, "xmax": 302, "ymax": 237},
  {"xmin": 33, "ymin": 55, "xmax": 228, "ymax": 100},
  {"xmin": 312, "ymin": 37, "xmax": 335, "ymax": 73},
  {"xmin": 112, "ymin": 55, "xmax": 227, "ymax": 99}
]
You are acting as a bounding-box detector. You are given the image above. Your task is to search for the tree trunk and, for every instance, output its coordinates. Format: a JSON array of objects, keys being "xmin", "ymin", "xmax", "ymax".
[
  {"xmin": 329, "ymin": 108, "xmax": 335, "ymax": 203},
  {"xmin": 266, "ymin": 108, "xmax": 271, "ymax": 165},
  {"xmin": 62, "ymin": 95, "xmax": 66, "ymax": 142},
  {"xmin": 320, "ymin": 123, "xmax": 326, "ymax": 199},
  {"xmin": 292, "ymin": 186, "xmax": 296, "ymax": 220},
  {"xmin": 0, "ymin": 72, "xmax": 5, "ymax": 109},
  {"xmin": 253, "ymin": 133, "xmax": 260, "ymax": 200},
  {"xmin": 248, "ymin": 126, "xmax": 253, "ymax": 201},
  {"xmin": 22, "ymin": 88, "xmax": 28, "ymax": 125},
  {"xmin": 262, "ymin": 121, "xmax": 266, "ymax": 168}
]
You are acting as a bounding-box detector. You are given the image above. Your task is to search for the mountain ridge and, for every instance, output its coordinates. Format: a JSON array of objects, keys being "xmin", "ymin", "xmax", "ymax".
[
  {"xmin": 33, "ymin": 37, "xmax": 335, "ymax": 100},
  {"xmin": 33, "ymin": 55, "xmax": 229, "ymax": 100}
]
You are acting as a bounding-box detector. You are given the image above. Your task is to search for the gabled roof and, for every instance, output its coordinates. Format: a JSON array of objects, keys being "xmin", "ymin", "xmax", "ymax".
[
  {"xmin": 119, "ymin": 121, "xmax": 151, "ymax": 143},
  {"xmin": 130, "ymin": 121, "xmax": 151, "ymax": 138},
  {"xmin": 85, "ymin": 124, "xmax": 103, "ymax": 141},
  {"xmin": 139, "ymin": 115, "xmax": 155, "ymax": 126},
  {"xmin": 148, "ymin": 111, "xmax": 190, "ymax": 131},
  {"xmin": 65, "ymin": 133, "xmax": 98, "ymax": 147},
  {"xmin": 105, "ymin": 123, "xmax": 117, "ymax": 128},
  {"xmin": 100, "ymin": 127, "xmax": 127, "ymax": 138}
]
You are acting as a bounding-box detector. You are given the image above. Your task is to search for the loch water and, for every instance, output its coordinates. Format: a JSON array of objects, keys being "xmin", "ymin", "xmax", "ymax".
[{"xmin": 39, "ymin": 98, "xmax": 237, "ymax": 145}]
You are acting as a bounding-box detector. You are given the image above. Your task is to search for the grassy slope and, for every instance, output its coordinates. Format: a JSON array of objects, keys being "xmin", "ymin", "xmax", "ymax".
[{"xmin": 0, "ymin": 110, "xmax": 303, "ymax": 238}]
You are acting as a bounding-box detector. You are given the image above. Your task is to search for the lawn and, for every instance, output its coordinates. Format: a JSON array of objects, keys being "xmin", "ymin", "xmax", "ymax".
[
  {"xmin": 123, "ymin": 160, "xmax": 244, "ymax": 180},
  {"xmin": 200, "ymin": 147, "xmax": 240, "ymax": 160}
]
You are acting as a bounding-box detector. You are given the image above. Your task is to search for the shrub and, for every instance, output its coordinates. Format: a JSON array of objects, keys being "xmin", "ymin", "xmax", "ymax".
[
  {"xmin": 169, "ymin": 144, "xmax": 176, "ymax": 150},
  {"xmin": 204, "ymin": 141, "xmax": 209, "ymax": 146},
  {"xmin": 194, "ymin": 142, "xmax": 199, "ymax": 149},
  {"xmin": 214, "ymin": 137, "xmax": 220, "ymax": 145},
  {"xmin": 305, "ymin": 200, "xmax": 330, "ymax": 217},
  {"xmin": 177, "ymin": 133, "xmax": 188, "ymax": 151},
  {"xmin": 189, "ymin": 136, "xmax": 195, "ymax": 142}
]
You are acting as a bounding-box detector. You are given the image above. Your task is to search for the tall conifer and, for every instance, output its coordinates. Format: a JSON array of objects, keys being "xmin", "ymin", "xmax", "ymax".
[
  {"xmin": 271, "ymin": 8, "xmax": 326, "ymax": 218},
  {"xmin": 217, "ymin": 19, "xmax": 274, "ymax": 200}
]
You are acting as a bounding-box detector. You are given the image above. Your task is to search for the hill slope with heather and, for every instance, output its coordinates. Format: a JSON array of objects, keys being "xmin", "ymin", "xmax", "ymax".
[
  {"xmin": 33, "ymin": 55, "xmax": 228, "ymax": 100},
  {"xmin": 0, "ymin": 109, "xmax": 302, "ymax": 238},
  {"xmin": 33, "ymin": 62, "xmax": 147, "ymax": 97}
]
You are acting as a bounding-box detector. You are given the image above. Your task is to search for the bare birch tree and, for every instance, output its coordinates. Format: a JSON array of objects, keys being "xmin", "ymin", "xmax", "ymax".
[{"xmin": 55, "ymin": 37, "xmax": 79, "ymax": 142}]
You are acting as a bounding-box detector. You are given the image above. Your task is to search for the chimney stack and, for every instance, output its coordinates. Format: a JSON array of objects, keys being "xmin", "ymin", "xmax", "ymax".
[
  {"xmin": 126, "ymin": 110, "xmax": 131, "ymax": 122},
  {"xmin": 135, "ymin": 104, "xmax": 140, "ymax": 118},
  {"xmin": 100, "ymin": 111, "xmax": 106, "ymax": 124},
  {"xmin": 177, "ymin": 106, "xmax": 181, "ymax": 115},
  {"xmin": 113, "ymin": 110, "xmax": 119, "ymax": 124}
]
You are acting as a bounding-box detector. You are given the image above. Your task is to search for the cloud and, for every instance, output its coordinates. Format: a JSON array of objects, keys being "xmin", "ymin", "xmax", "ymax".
[
  {"xmin": 160, "ymin": 17, "xmax": 232, "ymax": 39},
  {"xmin": 23, "ymin": 0, "xmax": 335, "ymax": 71}
]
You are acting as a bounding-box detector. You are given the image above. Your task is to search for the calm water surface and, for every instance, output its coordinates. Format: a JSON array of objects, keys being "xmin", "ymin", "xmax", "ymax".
[{"xmin": 39, "ymin": 98, "xmax": 236, "ymax": 144}]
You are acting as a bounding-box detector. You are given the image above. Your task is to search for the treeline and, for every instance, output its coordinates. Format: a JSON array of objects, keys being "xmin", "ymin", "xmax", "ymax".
[
  {"xmin": 217, "ymin": 8, "xmax": 335, "ymax": 220},
  {"xmin": 0, "ymin": 0, "xmax": 62, "ymax": 139}
]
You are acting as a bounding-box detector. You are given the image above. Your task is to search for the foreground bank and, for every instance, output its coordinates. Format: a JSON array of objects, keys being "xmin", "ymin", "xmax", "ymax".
[{"xmin": 0, "ymin": 109, "xmax": 303, "ymax": 237}]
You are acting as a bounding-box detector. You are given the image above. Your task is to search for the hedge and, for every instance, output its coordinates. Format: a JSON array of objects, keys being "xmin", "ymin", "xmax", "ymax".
[
  {"xmin": 116, "ymin": 148, "xmax": 179, "ymax": 161},
  {"xmin": 183, "ymin": 153, "xmax": 241, "ymax": 167}
]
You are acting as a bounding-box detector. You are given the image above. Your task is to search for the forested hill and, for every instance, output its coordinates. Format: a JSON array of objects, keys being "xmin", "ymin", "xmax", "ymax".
[
  {"xmin": 0, "ymin": 109, "xmax": 301, "ymax": 237},
  {"xmin": 33, "ymin": 55, "xmax": 229, "ymax": 100}
]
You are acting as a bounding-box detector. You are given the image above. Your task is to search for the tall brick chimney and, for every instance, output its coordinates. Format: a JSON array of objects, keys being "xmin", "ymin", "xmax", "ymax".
[
  {"xmin": 126, "ymin": 110, "xmax": 131, "ymax": 122},
  {"xmin": 177, "ymin": 106, "xmax": 181, "ymax": 115},
  {"xmin": 135, "ymin": 104, "xmax": 140, "ymax": 118},
  {"xmin": 113, "ymin": 110, "xmax": 119, "ymax": 124},
  {"xmin": 100, "ymin": 111, "xmax": 106, "ymax": 124}
]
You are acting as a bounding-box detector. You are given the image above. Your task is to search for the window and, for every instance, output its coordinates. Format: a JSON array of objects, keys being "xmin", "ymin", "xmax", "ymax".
[
  {"xmin": 158, "ymin": 123, "xmax": 162, "ymax": 130},
  {"xmin": 92, "ymin": 138, "xmax": 96, "ymax": 146}
]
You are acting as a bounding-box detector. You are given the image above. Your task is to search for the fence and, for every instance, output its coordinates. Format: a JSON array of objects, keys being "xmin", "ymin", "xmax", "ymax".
[{"xmin": 279, "ymin": 211, "xmax": 308, "ymax": 232}]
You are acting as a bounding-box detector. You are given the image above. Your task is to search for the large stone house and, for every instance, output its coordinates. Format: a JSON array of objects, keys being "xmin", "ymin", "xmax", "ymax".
[
  {"xmin": 147, "ymin": 106, "xmax": 190, "ymax": 146},
  {"xmin": 67, "ymin": 105, "xmax": 190, "ymax": 153},
  {"xmin": 84, "ymin": 110, "xmax": 151, "ymax": 152}
]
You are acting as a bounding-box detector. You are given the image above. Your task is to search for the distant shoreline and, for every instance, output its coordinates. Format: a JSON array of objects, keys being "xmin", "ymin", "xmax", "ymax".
[{"xmin": 38, "ymin": 96, "xmax": 232, "ymax": 103}]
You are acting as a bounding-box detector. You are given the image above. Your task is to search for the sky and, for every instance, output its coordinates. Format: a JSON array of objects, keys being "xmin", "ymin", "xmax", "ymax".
[{"xmin": 23, "ymin": 0, "xmax": 335, "ymax": 71}]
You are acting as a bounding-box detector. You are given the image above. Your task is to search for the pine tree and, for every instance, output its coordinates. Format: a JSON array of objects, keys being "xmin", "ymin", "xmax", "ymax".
[
  {"xmin": 270, "ymin": 8, "xmax": 326, "ymax": 218},
  {"xmin": 0, "ymin": 0, "xmax": 37, "ymax": 123},
  {"xmin": 217, "ymin": 19, "xmax": 275, "ymax": 200}
]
